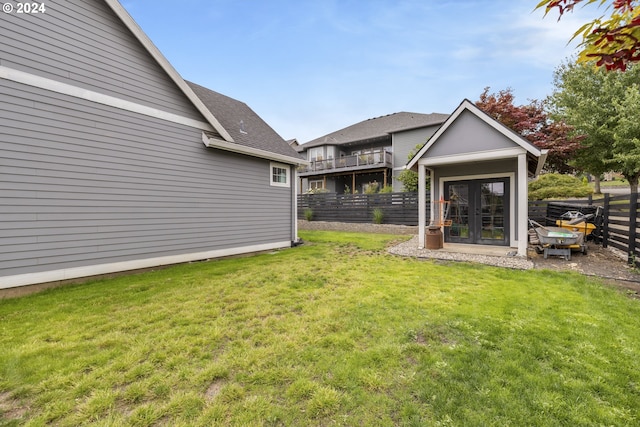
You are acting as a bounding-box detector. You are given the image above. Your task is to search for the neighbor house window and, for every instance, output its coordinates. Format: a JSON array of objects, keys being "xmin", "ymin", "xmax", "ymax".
[
  {"xmin": 309, "ymin": 147, "xmax": 323, "ymax": 162},
  {"xmin": 310, "ymin": 180, "xmax": 324, "ymax": 191},
  {"xmin": 270, "ymin": 162, "xmax": 290, "ymax": 187}
]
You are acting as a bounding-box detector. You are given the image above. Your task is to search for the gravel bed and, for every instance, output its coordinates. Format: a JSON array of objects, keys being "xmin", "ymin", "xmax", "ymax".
[
  {"xmin": 388, "ymin": 235, "xmax": 535, "ymax": 270},
  {"xmin": 299, "ymin": 220, "xmax": 417, "ymax": 235}
]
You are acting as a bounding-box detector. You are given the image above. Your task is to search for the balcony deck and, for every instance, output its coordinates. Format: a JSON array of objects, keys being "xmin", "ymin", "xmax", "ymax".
[{"xmin": 298, "ymin": 151, "xmax": 392, "ymax": 176}]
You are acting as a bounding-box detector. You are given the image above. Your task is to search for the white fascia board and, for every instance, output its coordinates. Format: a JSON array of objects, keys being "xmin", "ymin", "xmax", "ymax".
[
  {"xmin": 202, "ymin": 133, "xmax": 309, "ymax": 166},
  {"xmin": 0, "ymin": 66, "xmax": 214, "ymax": 131},
  {"xmin": 535, "ymin": 149, "xmax": 549, "ymax": 177},
  {"xmin": 1, "ymin": 241, "xmax": 292, "ymax": 289},
  {"xmin": 105, "ymin": 0, "xmax": 234, "ymax": 142},
  {"xmin": 417, "ymin": 147, "xmax": 526, "ymax": 167},
  {"xmin": 407, "ymin": 99, "xmax": 543, "ymax": 170}
]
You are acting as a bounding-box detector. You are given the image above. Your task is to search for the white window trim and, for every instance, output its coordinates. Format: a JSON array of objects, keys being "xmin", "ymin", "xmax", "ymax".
[
  {"xmin": 309, "ymin": 179, "xmax": 325, "ymax": 190},
  {"xmin": 270, "ymin": 162, "xmax": 290, "ymax": 188}
]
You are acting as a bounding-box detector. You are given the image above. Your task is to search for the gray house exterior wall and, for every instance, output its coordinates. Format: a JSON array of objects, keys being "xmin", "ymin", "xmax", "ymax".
[
  {"xmin": 1, "ymin": 0, "xmax": 203, "ymax": 119},
  {"xmin": 0, "ymin": 1, "xmax": 298, "ymax": 288},
  {"xmin": 425, "ymin": 110, "xmax": 515, "ymax": 158},
  {"xmin": 391, "ymin": 125, "xmax": 441, "ymax": 191}
]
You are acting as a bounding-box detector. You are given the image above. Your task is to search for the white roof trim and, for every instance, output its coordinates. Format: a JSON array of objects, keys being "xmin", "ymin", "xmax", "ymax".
[
  {"xmin": 202, "ymin": 133, "xmax": 308, "ymax": 166},
  {"xmin": 535, "ymin": 150, "xmax": 549, "ymax": 177},
  {"xmin": 417, "ymin": 147, "xmax": 527, "ymax": 167},
  {"xmin": 0, "ymin": 66, "xmax": 214, "ymax": 131},
  {"xmin": 105, "ymin": 0, "xmax": 234, "ymax": 143},
  {"xmin": 407, "ymin": 99, "xmax": 544, "ymax": 170}
]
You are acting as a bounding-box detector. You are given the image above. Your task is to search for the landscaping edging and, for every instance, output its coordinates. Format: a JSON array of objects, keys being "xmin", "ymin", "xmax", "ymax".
[{"xmin": 298, "ymin": 220, "xmax": 418, "ymax": 235}]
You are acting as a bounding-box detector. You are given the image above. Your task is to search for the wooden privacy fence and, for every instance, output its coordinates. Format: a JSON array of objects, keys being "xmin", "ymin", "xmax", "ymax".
[
  {"xmin": 299, "ymin": 192, "xmax": 640, "ymax": 268},
  {"xmin": 529, "ymin": 194, "xmax": 640, "ymax": 268},
  {"xmin": 297, "ymin": 192, "xmax": 428, "ymax": 226}
]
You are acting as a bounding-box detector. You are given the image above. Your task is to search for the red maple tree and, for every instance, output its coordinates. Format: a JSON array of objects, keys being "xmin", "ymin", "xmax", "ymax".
[{"xmin": 476, "ymin": 88, "xmax": 583, "ymax": 173}]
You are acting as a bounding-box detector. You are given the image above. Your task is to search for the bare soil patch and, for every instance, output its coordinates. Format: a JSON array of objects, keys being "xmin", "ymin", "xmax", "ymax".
[
  {"xmin": 529, "ymin": 241, "xmax": 640, "ymax": 297},
  {"xmin": 205, "ymin": 380, "xmax": 225, "ymax": 402},
  {"xmin": 0, "ymin": 391, "xmax": 28, "ymax": 423}
]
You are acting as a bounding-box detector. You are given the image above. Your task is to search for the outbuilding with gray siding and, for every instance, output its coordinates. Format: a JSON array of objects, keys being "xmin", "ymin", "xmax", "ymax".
[{"xmin": 406, "ymin": 100, "xmax": 547, "ymax": 257}]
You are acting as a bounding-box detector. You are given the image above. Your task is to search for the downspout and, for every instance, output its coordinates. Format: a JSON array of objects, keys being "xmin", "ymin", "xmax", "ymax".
[{"xmin": 292, "ymin": 165, "xmax": 300, "ymax": 245}]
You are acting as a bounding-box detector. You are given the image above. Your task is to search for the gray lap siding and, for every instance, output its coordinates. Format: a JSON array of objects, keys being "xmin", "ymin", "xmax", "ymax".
[
  {"xmin": 0, "ymin": 0, "xmax": 202, "ymax": 119},
  {"xmin": 0, "ymin": 80, "xmax": 292, "ymax": 278}
]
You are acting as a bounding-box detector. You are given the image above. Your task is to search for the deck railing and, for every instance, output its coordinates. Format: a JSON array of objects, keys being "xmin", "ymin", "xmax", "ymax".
[{"xmin": 298, "ymin": 151, "xmax": 392, "ymax": 174}]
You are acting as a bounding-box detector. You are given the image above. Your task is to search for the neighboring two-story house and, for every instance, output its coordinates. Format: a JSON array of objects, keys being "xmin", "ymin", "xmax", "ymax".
[{"xmin": 297, "ymin": 112, "xmax": 449, "ymax": 194}]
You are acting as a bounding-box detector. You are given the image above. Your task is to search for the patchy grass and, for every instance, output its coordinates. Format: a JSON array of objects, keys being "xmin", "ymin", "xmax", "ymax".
[{"xmin": 1, "ymin": 231, "xmax": 640, "ymax": 426}]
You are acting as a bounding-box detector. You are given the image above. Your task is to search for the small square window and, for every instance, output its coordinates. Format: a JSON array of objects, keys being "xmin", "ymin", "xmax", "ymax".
[{"xmin": 270, "ymin": 162, "xmax": 290, "ymax": 187}]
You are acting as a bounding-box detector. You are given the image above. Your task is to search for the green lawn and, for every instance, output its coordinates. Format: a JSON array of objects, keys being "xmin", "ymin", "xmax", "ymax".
[
  {"xmin": 599, "ymin": 179, "xmax": 629, "ymax": 187},
  {"xmin": 2, "ymin": 231, "xmax": 640, "ymax": 426}
]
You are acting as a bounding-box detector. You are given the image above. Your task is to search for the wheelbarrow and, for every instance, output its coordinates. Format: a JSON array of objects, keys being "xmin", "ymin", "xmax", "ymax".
[{"xmin": 529, "ymin": 219, "xmax": 586, "ymax": 261}]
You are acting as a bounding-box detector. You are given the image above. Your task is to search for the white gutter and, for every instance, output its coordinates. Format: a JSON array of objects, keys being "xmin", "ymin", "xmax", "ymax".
[{"xmin": 202, "ymin": 133, "xmax": 308, "ymax": 166}]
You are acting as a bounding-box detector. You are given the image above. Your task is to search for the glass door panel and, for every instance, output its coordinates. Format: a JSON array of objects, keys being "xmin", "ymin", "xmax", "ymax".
[
  {"xmin": 448, "ymin": 183, "xmax": 470, "ymax": 241},
  {"xmin": 478, "ymin": 181, "xmax": 506, "ymax": 245},
  {"xmin": 444, "ymin": 178, "xmax": 509, "ymax": 246}
]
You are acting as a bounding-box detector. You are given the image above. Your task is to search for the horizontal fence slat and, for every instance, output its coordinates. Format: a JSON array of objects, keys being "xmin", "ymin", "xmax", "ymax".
[{"xmin": 298, "ymin": 192, "xmax": 427, "ymax": 226}]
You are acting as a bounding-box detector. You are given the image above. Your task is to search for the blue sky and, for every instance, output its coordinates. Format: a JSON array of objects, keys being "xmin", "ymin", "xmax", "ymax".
[{"xmin": 122, "ymin": 0, "xmax": 600, "ymax": 143}]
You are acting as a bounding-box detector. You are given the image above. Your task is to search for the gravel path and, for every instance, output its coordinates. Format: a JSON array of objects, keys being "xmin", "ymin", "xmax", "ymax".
[
  {"xmin": 387, "ymin": 235, "xmax": 535, "ymax": 269},
  {"xmin": 298, "ymin": 220, "xmax": 418, "ymax": 235}
]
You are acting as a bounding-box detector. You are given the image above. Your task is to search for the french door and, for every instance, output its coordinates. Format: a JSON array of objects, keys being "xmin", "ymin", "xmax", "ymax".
[{"xmin": 444, "ymin": 178, "xmax": 509, "ymax": 246}]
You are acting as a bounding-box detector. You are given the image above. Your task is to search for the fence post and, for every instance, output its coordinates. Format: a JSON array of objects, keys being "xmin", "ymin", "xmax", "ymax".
[
  {"xmin": 629, "ymin": 193, "xmax": 638, "ymax": 266},
  {"xmin": 602, "ymin": 193, "xmax": 609, "ymax": 248}
]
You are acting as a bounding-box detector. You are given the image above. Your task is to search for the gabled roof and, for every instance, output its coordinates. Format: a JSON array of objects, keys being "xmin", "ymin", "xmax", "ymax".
[
  {"xmin": 188, "ymin": 82, "xmax": 304, "ymax": 163},
  {"xmin": 105, "ymin": 0, "xmax": 304, "ymax": 165},
  {"xmin": 301, "ymin": 112, "xmax": 449, "ymax": 149},
  {"xmin": 406, "ymin": 99, "xmax": 548, "ymax": 175},
  {"xmin": 104, "ymin": 0, "xmax": 232, "ymax": 142}
]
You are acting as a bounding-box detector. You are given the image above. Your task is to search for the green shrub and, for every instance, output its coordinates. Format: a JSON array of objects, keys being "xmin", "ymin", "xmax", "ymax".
[
  {"xmin": 304, "ymin": 208, "xmax": 313, "ymax": 221},
  {"xmin": 372, "ymin": 208, "xmax": 384, "ymax": 224},
  {"xmin": 364, "ymin": 183, "xmax": 380, "ymax": 194},
  {"xmin": 528, "ymin": 173, "xmax": 593, "ymax": 200},
  {"xmin": 379, "ymin": 185, "xmax": 394, "ymax": 193}
]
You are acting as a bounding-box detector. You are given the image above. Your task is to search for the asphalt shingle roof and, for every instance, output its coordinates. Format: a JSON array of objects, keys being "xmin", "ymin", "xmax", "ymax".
[
  {"xmin": 187, "ymin": 81, "xmax": 303, "ymax": 160},
  {"xmin": 301, "ymin": 112, "xmax": 449, "ymax": 149}
]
